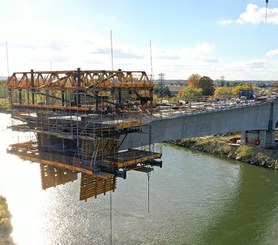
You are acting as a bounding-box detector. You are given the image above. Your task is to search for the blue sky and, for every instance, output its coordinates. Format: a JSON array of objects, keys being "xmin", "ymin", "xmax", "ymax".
[{"xmin": 0, "ymin": 0, "xmax": 278, "ymax": 80}]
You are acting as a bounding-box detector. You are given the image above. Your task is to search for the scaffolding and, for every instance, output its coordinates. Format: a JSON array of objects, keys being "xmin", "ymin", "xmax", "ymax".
[{"xmin": 6, "ymin": 69, "xmax": 162, "ymax": 200}]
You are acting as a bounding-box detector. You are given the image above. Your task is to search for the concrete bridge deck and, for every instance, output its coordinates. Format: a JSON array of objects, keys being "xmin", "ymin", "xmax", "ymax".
[{"xmin": 120, "ymin": 100, "xmax": 278, "ymax": 149}]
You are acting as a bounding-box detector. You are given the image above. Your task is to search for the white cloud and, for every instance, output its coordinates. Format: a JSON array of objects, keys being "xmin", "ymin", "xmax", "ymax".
[
  {"xmin": 202, "ymin": 58, "xmax": 220, "ymax": 64},
  {"xmin": 180, "ymin": 42, "xmax": 215, "ymax": 59},
  {"xmin": 218, "ymin": 19, "xmax": 233, "ymax": 26},
  {"xmin": 218, "ymin": 4, "xmax": 278, "ymax": 25},
  {"xmin": 236, "ymin": 4, "xmax": 265, "ymax": 24},
  {"xmin": 1, "ymin": 18, "xmax": 277, "ymax": 81},
  {"xmin": 91, "ymin": 47, "xmax": 144, "ymax": 59},
  {"xmin": 266, "ymin": 49, "xmax": 278, "ymax": 57},
  {"xmin": 230, "ymin": 59, "xmax": 266, "ymax": 70},
  {"xmin": 156, "ymin": 49, "xmax": 179, "ymax": 60}
]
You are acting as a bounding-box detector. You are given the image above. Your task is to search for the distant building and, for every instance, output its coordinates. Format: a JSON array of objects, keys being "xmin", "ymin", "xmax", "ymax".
[{"xmin": 239, "ymin": 90, "xmax": 254, "ymax": 100}]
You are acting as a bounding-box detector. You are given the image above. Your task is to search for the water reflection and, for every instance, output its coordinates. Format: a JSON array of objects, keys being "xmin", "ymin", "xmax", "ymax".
[
  {"xmin": 8, "ymin": 145, "xmax": 118, "ymax": 201},
  {"xmin": 40, "ymin": 164, "xmax": 116, "ymax": 201},
  {"xmin": 80, "ymin": 173, "xmax": 116, "ymax": 201},
  {"xmin": 6, "ymin": 137, "xmax": 161, "ymax": 201},
  {"xmin": 1, "ymin": 113, "xmax": 278, "ymax": 245},
  {"xmin": 40, "ymin": 164, "xmax": 77, "ymax": 190}
]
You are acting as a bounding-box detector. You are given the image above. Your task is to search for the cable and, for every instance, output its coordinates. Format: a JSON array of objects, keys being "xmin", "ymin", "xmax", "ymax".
[
  {"xmin": 147, "ymin": 172, "xmax": 150, "ymax": 213},
  {"xmin": 110, "ymin": 190, "xmax": 113, "ymax": 245}
]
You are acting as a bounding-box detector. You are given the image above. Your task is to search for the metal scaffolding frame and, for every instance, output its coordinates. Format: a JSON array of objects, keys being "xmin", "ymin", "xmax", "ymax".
[{"xmin": 6, "ymin": 69, "xmax": 162, "ymax": 200}]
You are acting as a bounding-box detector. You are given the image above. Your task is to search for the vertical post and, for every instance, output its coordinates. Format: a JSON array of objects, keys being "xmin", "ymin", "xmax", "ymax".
[
  {"xmin": 45, "ymin": 90, "xmax": 50, "ymax": 105},
  {"xmin": 76, "ymin": 68, "xmax": 81, "ymax": 107},
  {"xmin": 31, "ymin": 69, "xmax": 35, "ymax": 105},
  {"xmin": 95, "ymin": 91, "xmax": 99, "ymax": 112},
  {"xmin": 8, "ymin": 88, "xmax": 13, "ymax": 107},
  {"xmin": 110, "ymin": 30, "xmax": 114, "ymax": 70},
  {"xmin": 6, "ymin": 42, "xmax": 9, "ymax": 77},
  {"xmin": 61, "ymin": 91, "xmax": 65, "ymax": 106},
  {"xmin": 265, "ymin": 0, "xmax": 269, "ymax": 23},
  {"xmin": 149, "ymin": 123, "xmax": 152, "ymax": 152},
  {"xmin": 147, "ymin": 172, "xmax": 150, "ymax": 213},
  {"xmin": 110, "ymin": 190, "xmax": 113, "ymax": 245},
  {"xmin": 118, "ymin": 90, "xmax": 122, "ymax": 106},
  {"xmin": 241, "ymin": 131, "xmax": 247, "ymax": 145},
  {"xmin": 150, "ymin": 86, "xmax": 154, "ymax": 113},
  {"xmin": 19, "ymin": 89, "xmax": 22, "ymax": 104},
  {"xmin": 150, "ymin": 40, "xmax": 153, "ymax": 81}
]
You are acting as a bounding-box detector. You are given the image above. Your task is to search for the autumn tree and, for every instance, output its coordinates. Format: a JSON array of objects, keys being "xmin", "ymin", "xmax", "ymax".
[
  {"xmin": 187, "ymin": 74, "xmax": 201, "ymax": 89},
  {"xmin": 178, "ymin": 87, "xmax": 203, "ymax": 101},
  {"xmin": 187, "ymin": 74, "xmax": 215, "ymax": 96},
  {"xmin": 198, "ymin": 76, "xmax": 215, "ymax": 96},
  {"xmin": 214, "ymin": 87, "xmax": 232, "ymax": 99},
  {"xmin": 231, "ymin": 84, "xmax": 252, "ymax": 96}
]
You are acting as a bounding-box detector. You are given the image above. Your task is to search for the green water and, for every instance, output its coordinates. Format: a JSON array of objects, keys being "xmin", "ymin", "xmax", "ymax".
[{"xmin": 0, "ymin": 113, "xmax": 278, "ymax": 244}]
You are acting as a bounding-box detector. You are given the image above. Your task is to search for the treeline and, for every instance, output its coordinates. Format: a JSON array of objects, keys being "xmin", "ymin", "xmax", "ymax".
[
  {"xmin": 152, "ymin": 73, "xmax": 266, "ymax": 103},
  {"xmin": 0, "ymin": 80, "xmax": 7, "ymax": 98},
  {"xmin": 0, "ymin": 80, "xmax": 9, "ymax": 108}
]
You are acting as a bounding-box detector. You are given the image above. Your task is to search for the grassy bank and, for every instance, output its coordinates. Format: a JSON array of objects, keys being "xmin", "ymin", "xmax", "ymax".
[
  {"xmin": 0, "ymin": 196, "xmax": 14, "ymax": 245},
  {"xmin": 170, "ymin": 136, "xmax": 278, "ymax": 170}
]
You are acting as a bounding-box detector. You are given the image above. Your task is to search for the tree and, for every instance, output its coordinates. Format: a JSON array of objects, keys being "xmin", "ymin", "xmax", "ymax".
[
  {"xmin": 153, "ymin": 85, "xmax": 173, "ymax": 98},
  {"xmin": 231, "ymin": 84, "xmax": 252, "ymax": 97},
  {"xmin": 187, "ymin": 74, "xmax": 201, "ymax": 89},
  {"xmin": 0, "ymin": 80, "xmax": 7, "ymax": 98},
  {"xmin": 178, "ymin": 87, "xmax": 203, "ymax": 101},
  {"xmin": 198, "ymin": 76, "xmax": 215, "ymax": 96},
  {"xmin": 214, "ymin": 87, "xmax": 232, "ymax": 99}
]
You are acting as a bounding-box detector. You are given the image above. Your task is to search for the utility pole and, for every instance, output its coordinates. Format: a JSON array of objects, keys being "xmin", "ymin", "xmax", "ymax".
[
  {"xmin": 150, "ymin": 40, "xmax": 153, "ymax": 81},
  {"xmin": 158, "ymin": 73, "xmax": 165, "ymax": 98},
  {"xmin": 110, "ymin": 30, "xmax": 114, "ymax": 70},
  {"xmin": 265, "ymin": 0, "xmax": 269, "ymax": 23},
  {"xmin": 6, "ymin": 42, "xmax": 10, "ymax": 77}
]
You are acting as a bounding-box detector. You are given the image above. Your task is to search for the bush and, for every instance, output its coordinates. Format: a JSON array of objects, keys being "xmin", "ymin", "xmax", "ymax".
[
  {"xmin": 0, "ymin": 196, "xmax": 13, "ymax": 240},
  {"xmin": 237, "ymin": 145, "xmax": 253, "ymax": 159}
]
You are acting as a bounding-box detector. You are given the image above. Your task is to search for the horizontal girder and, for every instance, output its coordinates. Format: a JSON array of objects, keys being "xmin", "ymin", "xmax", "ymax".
[{"xmin": 6, "ymin": 69, "xmax": 153, "ymax": 91}]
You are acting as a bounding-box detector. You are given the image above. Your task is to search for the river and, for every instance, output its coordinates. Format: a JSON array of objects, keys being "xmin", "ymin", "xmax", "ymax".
[{"xmin": 0, "ymin": 113, "xmax": 278, "ymax": 245}]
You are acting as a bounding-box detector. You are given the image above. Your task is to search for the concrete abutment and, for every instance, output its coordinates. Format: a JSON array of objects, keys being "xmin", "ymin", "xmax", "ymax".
[{"xmin": 241, "ymin": 130, "xmax": 276, "ymax": 148}]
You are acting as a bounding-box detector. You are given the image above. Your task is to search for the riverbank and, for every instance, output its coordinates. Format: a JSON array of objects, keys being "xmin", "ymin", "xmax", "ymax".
[
  {"xmin": 169, "ymin": 135, "xmax": 278, "ymax": 170},
  {"xmin": 0, "ymin": 196, "xmax": 14, "ymax": 245}
]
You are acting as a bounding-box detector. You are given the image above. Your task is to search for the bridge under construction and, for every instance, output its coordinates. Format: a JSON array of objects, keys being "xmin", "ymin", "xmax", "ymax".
[
  {"xmin": 6, "ymin": 69, "xmax": 162, "ymax": 200},
  {"xmin": 5, "ymin": 68, "xmax": 278, "ymax": 199}
]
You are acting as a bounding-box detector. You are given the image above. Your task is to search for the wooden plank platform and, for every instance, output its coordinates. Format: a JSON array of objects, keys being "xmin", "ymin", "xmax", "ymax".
[
  {"xmin": 102, "ymin": 149, "xmax": 162, "ymax": 168},
  {"xmin": 7, "ymin": 142, "xmax": 94, "ymax": 175},
  {"xmin": 13, "ymin": 103, "xmax": 91, "ymax": 112},
  {"xmin": 7, "ymin": 142, "xmax": 162, "ymax": 179}
]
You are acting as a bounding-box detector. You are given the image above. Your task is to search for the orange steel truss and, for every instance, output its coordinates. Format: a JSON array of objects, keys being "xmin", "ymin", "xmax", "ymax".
[
  {"xmin": 6, "ymin": 69, "xmax": 154, "ymax": 113},
  {"xmin": 6, "ymin": 69, "xmax": 153, "ymax": 91}
]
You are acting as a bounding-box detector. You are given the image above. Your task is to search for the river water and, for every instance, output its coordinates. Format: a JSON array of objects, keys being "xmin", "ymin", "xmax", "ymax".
[{"xmin": 0, "ymin": 113, "xmax": 278, "ymax": 245}]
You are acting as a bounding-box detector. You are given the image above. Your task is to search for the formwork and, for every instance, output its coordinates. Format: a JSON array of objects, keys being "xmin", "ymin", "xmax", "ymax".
[{"xmin": 5, "ymin": 69, "xmax": 162, "ymax": 200}]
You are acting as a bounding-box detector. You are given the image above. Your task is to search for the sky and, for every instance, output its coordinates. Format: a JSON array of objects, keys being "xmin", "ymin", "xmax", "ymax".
[{"xmin": 0, "ymin": 0, "xmax": 278, "ymax": 81}]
